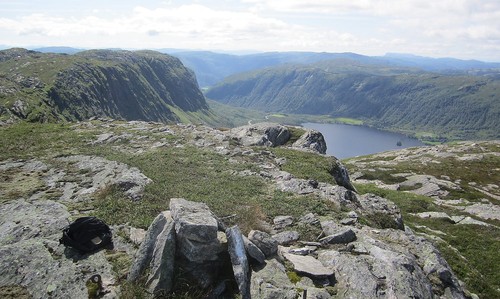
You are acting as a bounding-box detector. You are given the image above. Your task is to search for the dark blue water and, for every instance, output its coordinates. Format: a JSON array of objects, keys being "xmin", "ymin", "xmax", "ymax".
[{"xmin": 302, "ymin": 123, "xmax": 425, "ymax": 159}]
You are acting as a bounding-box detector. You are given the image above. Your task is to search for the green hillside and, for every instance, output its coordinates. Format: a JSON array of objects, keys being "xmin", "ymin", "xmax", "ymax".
[
  {"xmin": 0, "ymin": 48, "xmax": 209, "ymax": 123},
  {"xmin": 206, "ymin": 60, "xmax": 500, "ymax": 141}
]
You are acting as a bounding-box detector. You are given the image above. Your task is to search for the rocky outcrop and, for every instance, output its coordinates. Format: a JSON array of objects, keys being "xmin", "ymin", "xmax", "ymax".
[
  {"xmin": 229, "ymin": 122, "xmax": 291, "ymax": 147},
  {"xmin": 292, "ymin": 129, "xmax": 327, "ymax": 154},
  {"xmin": 327, "ymin": 156, "xmax": 357, "ymax": 192}
]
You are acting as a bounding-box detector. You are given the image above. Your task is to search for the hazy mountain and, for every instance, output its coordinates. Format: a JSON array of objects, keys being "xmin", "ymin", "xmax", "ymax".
[
  {"xmin": 206, "ymin": 59, "xmax": 500, "ymax": 141},
  {"xmin": 170, "ymin": 50, "xmax": 500, "ymax": 87},
  {"xmin": 0, "ymin": 48, "xmax": 208, "ymax": 123}
]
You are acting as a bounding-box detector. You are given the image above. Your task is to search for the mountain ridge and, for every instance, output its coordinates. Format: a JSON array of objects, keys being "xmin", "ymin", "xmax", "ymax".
[{"xmin": 0, "ymin": 48, "xmax": 209, "ymax": 123}]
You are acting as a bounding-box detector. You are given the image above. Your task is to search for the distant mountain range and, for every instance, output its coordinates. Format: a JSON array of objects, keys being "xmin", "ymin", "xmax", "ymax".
[
  {"xmin": 0, "ymin": 48, "xmax": 209, "ymax": 123},
  {"xmin": 206, "ymin": 59, "xmax": 500, "ymax": 141},
  {"xmin": 26, "ymin": 47, "xmax": 500, "ymax": 87}
]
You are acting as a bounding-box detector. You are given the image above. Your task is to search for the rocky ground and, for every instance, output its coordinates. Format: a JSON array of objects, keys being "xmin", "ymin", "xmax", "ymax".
[{"xmin": 0, "ymin": 120, "xmax": 496, "ymax": 298}]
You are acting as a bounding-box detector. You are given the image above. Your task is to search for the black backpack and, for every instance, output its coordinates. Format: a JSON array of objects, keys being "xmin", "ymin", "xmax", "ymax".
[{"xmin": 60, "ymin": 217, "xmax": 113, "ymax": 253}]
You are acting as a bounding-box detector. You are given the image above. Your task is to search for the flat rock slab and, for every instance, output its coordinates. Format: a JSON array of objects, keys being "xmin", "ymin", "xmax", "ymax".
[
  {"xmin": 281, "ymin": 249, "xmax": 334, "ymax": 277},
  {"xmin": 169, "ymin": 198, "xmax": 218, "ymax": 242}
]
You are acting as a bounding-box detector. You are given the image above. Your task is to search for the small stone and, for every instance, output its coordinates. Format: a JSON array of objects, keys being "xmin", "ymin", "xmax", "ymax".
[
  {"xmin": 248, "ymin": 230, "xmax": 278, "ymax": 258},
  {"xmin": 272, "ymin": 231, "xmax": 300, "ymax": 245},
  {"xmin": 320, "ymin": 228, "xmax": 357, "ymax": 245},
  {"xmin": 274, "ymin": 215, "xmax": 294, "ymax": 230}
]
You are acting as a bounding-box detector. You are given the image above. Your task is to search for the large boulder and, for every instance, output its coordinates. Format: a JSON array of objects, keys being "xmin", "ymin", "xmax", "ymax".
[
  {"xmin": 229, "ymin": 123, "xmax": 291, "ymax": 147},
  {"xmin": 292, "ymin": 129, "xmax": 327, "ymax": 154}
]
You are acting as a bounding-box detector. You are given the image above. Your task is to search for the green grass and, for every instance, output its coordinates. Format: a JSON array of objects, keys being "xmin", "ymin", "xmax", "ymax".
[
  {"xmin": 333, "ymin": 117, "xmax": 363, "ymax": 125},
  {"xmin": 269, "ymin": 147, "xmax": 336, "ymax": 185}
]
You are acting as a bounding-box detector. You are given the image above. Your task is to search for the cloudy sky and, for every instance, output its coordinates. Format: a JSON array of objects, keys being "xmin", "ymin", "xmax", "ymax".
[{"xmin": 1, "ymin": 0, "xmax": 499, "ymax": 61}]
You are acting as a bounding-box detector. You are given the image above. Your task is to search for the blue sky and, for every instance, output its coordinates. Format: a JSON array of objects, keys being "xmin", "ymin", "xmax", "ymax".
[{"xmin": 1, "ymin": 0, "xmax": 499, "ymax": 61}]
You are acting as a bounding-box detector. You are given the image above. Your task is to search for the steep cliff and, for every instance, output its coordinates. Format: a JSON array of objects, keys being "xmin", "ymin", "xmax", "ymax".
[{"xmin": 0, "ymin": 48, "xmax": 208, "ymax": 123}]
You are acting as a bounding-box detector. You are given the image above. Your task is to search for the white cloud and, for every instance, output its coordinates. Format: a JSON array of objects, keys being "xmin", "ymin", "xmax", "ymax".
[{"xmin": 0, "ymin": 1, "xmax": 498, "ymax": 60}]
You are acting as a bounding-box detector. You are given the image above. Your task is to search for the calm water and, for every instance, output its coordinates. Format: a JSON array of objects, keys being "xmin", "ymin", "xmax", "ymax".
[{"xmin": 302, "ymin": 123, "xmax": 426, "ymax": 159}]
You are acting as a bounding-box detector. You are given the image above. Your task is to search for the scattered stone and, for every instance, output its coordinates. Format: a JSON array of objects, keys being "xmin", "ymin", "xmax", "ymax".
[
  {"xmin": 299, "ymin": 213, "xmax": 319, "ymax": 225},
  {"xmin": 287, "ymin": 246, "xmax": 317, "ymax": 256},
  {"xmin": 340, "ymin": 218, "xmax": 357, "ymax": 225},
  {"xmin": 248, "ymin": 230, "xmax": 278, "ymax": 258},
  {"xmin": 272, "ymin": 231, "xmax": 300, "ymax": 245},
  {"xmin": 451, "ymin": 216, "xmax": 491, "ymax": 226},
  {"xmin": 273, "ymin": 215, "xmax": 294, "ymax": 230}
]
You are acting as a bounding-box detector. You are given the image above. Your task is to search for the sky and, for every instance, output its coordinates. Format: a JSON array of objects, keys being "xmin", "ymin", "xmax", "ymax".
[{"xmin": 0, "ymin": 0, "xmax": 499, "ymax": 61}]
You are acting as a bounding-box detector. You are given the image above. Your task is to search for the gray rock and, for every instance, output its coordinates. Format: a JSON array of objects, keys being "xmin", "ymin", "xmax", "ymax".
[
  {"xmin": 170, "ymin": 198, "xmax": 225, "ymax": 289},
  {"xmin": 299, "ymin": 213, "xmax": 319, "ymax": 225},
  {"xmin": 229, "ymin": 123, "xmax": 290, "ymax": 147},
  {"xmin": 128, "ymin": 211, "xmax": 170, "ymax": 282},
  {"xmin": 292, "ymin": 129, "xmax": 327, "ymax": 154},
  {"xmin": 357, "ymin": 193, "xmax": 404, "ymax": 230},
  {"xmin": 0, "ymin": 199, "xmax": 70, "ymax": 246},
  {"xmin": 327, "ymin": 157, "xmax": 357, "ymax": 192},
  {"xmin": 243, "ymin": 236, "xmax": 265, "ymax": 264},
  {"xmin": 250, "ymin": 258, "xmax": 297, "ymax": 299},
  {"xmin": 287, "ymin": 246, "xmax": 317, "ymax": 256},
  {"xmin": 226, "ymin": 226, "xmax": 250, "ymax": 299},
  {"xmin": 170, "ymin": 198, "xmax": 218, "ymax": 243},
  {"xmin": 248, "ymin": 230, "xmax": 278, "ymax": 258},
  {"xmin": 273, "ymin": 215, "xmax": 294, "ymax": 230},
  {"xmin": 340, "ymin": 218, "xmax": 357, "ymax": 225},
  {"xmin": 56, "ymin": 155, "xmax": 152, "ymax": 201},
  {"xmin": 272, "ymin": 231, "xmax": 300, "ymax": 245},
  {"xmin": 0, "ymin": 239, "xmax": 118, "ymax": 299},
  {"xmin": 318, "ymin": 243, "xmax": 435, "ymax": 299},
  {"xmin": 320, "ymin": 222, "xmax": 357, "ymax": 244},
  {"xmin": 145, "ymin": 211, "xmax": 176, "ymax": 295},
  {"xmin": 281, "ymin": 248, "xmax": 334, "ymax": 277}
]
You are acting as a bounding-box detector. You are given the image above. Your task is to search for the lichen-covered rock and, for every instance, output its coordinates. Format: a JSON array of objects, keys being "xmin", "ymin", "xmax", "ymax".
[
  {"xmin": 280, "ymin": 247, "xmax": 334, "ymax": 278},
  {"xmin": 0, "ymin": 199, "xmax": 70, "ymax": 246},
  {"xmin": 250, "ymin": 258, "xmax": 297, "ymax": 299}
]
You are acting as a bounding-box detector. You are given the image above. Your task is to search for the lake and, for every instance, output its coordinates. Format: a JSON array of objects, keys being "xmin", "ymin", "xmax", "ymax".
[{"xmin": 302, "ymin": 123, "xmax": 426, "ymax": 159}]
